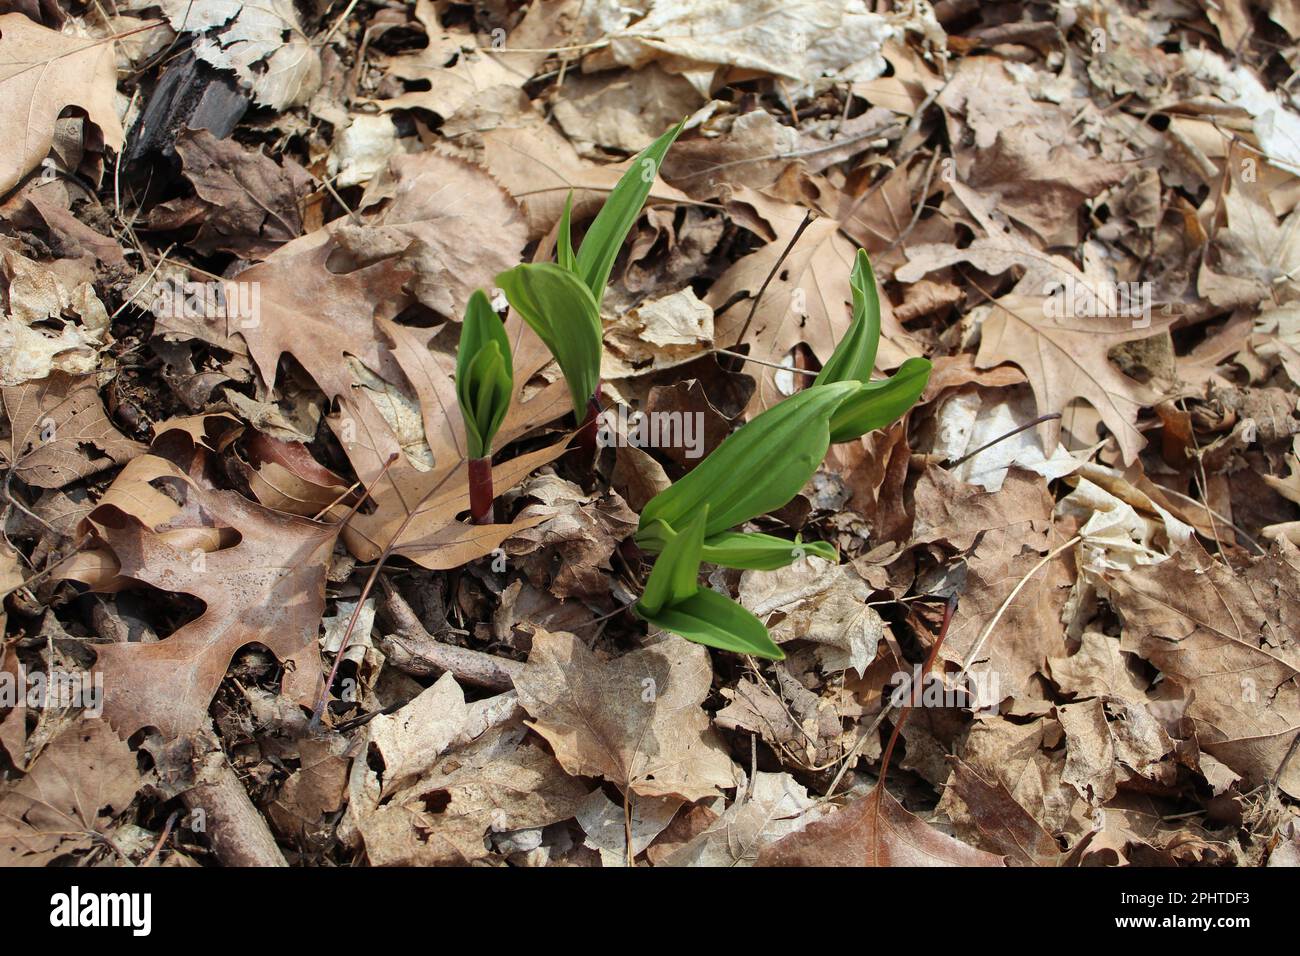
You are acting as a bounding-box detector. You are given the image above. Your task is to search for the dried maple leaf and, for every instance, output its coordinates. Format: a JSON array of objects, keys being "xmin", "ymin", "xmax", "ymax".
[
  {"xmin": 514, "ymin": 629, "xmax": 739, "ymax": 802},
  {"xmin": 756, "ymin": 785, "xmax": 1004, "ymax": 866},
  {"xmin": 0, "ymin": 719, "xmax": 140, "ymax": 866},
  {"xmin": 0, "ymin": 13, "xmax": 124, "ymax": 193},
  {"xmin": 87, "ymin": 454, "xmax": 338, "ymax": 737},
  {"xmin": 0, "ymin": 372, "xmax": 144, "ymax": 488},
  {"xmin": 1108, "ymin": 542, "xmax": 1300, "ymax": 797}
]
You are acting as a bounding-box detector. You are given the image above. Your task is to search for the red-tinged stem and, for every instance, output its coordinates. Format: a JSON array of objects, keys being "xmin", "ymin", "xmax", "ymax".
[
  {"xmin": 575, "ymin": 381, "xmax": 603, "ymax": 464},
  {"xmin": 468, "ymin": 456, "xmax": 495, "ymax": 525}
]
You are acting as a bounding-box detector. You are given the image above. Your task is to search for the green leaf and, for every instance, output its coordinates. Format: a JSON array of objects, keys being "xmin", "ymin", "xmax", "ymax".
[
  {"xmin": 495, "ymin": 262, "xmax": 603, "ymax": 419},
  {"xmin": 703, "ymin": 531, "xmax": 837, "ymax": 570},
  {"xmin": 637, "ymin": 587, "xmax": 783, "ymax": 660},
  {"xmin": 456, "ymin": 290, "xmax": 514, "ymax": 459},
  {"xmin": 636, "ymin": 381, "xmax": 857, "ymax": 540},
  {"xmin": 576, "ymin": 120, "xmax": 684, "ymax": 305},
  {"xmin": 557, "ymin": 191, "xmax": 577, "ymax": 273},
  {"xmin": 638, "ymin": 522, "xmax": 837, "ymax": 569},
  {"xmin": 815, "ymin": 248, "xmax": 881, "ymax": 387},
  {"xmin": 637, "ymin": 506, "xmax": 707, "ymax": 617},
  {"xmin": 827, "ymin": 357, "xmax": 932, "ymax": 443}
]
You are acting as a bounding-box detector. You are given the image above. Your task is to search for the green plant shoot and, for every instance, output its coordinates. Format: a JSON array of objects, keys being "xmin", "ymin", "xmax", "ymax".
[
  {"xmin": 571, "ymin": 119, "xmax": 684, "ymax": 306},
  {"xmin": 636, "ymin": 381, "xmax": 858, "ymax": 542},
  {"xmin": 635, "ymin": 506, "xmax": 782, "ymax": 659},
  {"xmin": 494, "ymin": 262, "xmax": 602, "ymax": 422},
  {"xmin": 813, "ymin": 249, "xmax": 933, "ymax": 443},
  {"xmin": 456, "ymin": 289, "xmax": 514, "ymax": 523},
  {"xmin": 498, "ymin": 121, "xmax": 685, "ymax": 457}
]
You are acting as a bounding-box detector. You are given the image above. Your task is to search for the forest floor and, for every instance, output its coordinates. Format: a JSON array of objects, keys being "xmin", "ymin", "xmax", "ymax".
[{"xmin": 2, "ymin": 0, "xmax": 1300, "ymax": 867}]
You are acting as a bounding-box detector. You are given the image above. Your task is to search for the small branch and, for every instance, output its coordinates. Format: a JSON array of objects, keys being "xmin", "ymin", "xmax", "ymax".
[
  {"xmin": 182, "ymin": 726, "xmax": 287, "ymax": 867},
  {"xmin": 946, "ymin": 413, "xmax": 1063, "ymax": 469},
  {"xmin": 378, "ymin": 584, "xmax": 523, "ymax": 692}
]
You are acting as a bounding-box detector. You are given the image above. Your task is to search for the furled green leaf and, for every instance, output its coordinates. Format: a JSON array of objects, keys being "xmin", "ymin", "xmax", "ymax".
[
  {"xmin": 456, "ymin": 289, "xmax": 514, "ymax": 459},
  {"xmin": 637, "ymin": 506, "xmax": 707, "ymax": 617},
  {"xmin": 636, "ymin": 381, "xmax": 857, "ymax": 541},
  {"xmin": 637, "ymin": 587, "xmax": 783, "ymax": 660},
  {"xmin": 557, "ymin": 191, "xmax": 577, "ymax": 273},
  {"xmin": 828, "ymin": 357, "xmax": 932, "ymax": 443},
  {"xmin": 701, "ymin": 531, "xmax": 837, "ymax": 570},
  {"xmin": 495, "ymin": 262, "xmax": 603, "ymax": 419},
  {"xmin": 815, "ymin": 248, "xmax": 882, "ymax": 388},
  {"xmin": 638, "ymin": 522, "xmax": 838, "ymax": 570},
  {"xmin": 576, "ymin": 120, "xmax": 684, "ymax": 305}
]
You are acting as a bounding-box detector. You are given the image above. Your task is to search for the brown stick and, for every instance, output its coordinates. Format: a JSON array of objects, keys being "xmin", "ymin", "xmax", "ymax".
[
  {"xmin": 183, "ymin": 726, "xmax": 288, "ymax": 867},
  {"xmin": 378, "ymin": 586, "xmax": 523, "ymax": 692}
]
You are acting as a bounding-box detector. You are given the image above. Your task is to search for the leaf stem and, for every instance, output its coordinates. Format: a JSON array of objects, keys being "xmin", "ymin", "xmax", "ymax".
[{"xmin": 468, "ymin": 456, "xmax": 495, "ymax": 525}]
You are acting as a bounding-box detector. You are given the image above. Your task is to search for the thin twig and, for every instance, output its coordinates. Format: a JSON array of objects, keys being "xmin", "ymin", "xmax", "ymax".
[
  {"xmin": 733, "ymin": 210, "xmax": 816, "ymax": 346},
  {"xmin": 947, "ymin": 413, "xmax": 1063, "ymax": 469}
]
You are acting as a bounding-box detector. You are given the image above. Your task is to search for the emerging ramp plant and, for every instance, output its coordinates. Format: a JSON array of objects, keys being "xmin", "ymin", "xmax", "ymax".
[
  {"xmin": 496, "ymin": 120, "xmax": 684, "ymax": 459},
  {"xmin": 633, "ymin": 249, "xmax": 933, "ymax": 660},
  {"xmin": 455, "ymin": 289, "xmax": 514, "ymax": 524}
]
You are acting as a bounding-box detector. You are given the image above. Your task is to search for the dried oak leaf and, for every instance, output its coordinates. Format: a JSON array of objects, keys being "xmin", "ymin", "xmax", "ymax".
[
  {"xmin": 716, "ymin": 671, "xmax": 853, "ymax": 770},
  {"xmin": 974, "ymin": 294, "xmax": 1169, "ymax": 465},
  {"xmin": 266, "ymin": 737, "xmax": 349, "ymax": 847},
  {"xmin": 514, "ymin": 630, "xmax": 739, "ymax": 802},
  {"xmin": 336, "ymin": 151, "xmax": 529, "ymax": 319},
  {"xmin": 332, "ymin": 319, "xmax": 569, "ymax": 571},
  {"xmin": 708, "ymin": 187, "xmax": 917, "ymax": 415},
  {"xmin": 756, "ymin": 786, "xmax": 1004, "ymax": 866},
  {"xmin": 235, "ymin": 230, "xmax": 412, "ymax": 402},
  {"xmin": 88, "ymin": 456, "xmax": 337, "ymax": 737},
  {"xmin": 155, "ymin": 0, "xmax": 320, "ymax": 110},
  {"xmin": 0, "ymin": 372, "xmax": 144, "ymax": 488},
  {"xmin": 0, "ymin": 13, "xmax": 124, "ymax": 194},
  {"xmin": 0, "ymin": 719, "xmax": 140, "ymax": 866},
  {"xmin": 661, "ymin": 771, "xmax": 825, "ymax": 867},
  {"xmin": 505, "ymin": 473, "xmax": 639, "ymax": 600},
  {"xmin": 1107, "ymin": 542, "xmax": 1300, "ymax": 797},
  {"xmin": 482, "ymin": 122, "xmax": 691, "ymax": 239},
  {"xmin": 168, "ymin": 128, "xmax": 314, "ymax": 259},
  {"xmin": 357, "ymin": 722, "xmax": 587, "ymax": 866},
  {"xmin": 738, "ymin": 557, "xmax": 883, "ymax": 675}
]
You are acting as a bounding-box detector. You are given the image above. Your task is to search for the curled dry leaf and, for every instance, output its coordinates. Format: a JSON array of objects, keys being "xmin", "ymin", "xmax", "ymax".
[
  {"xmin": 0, "ymin": 13, "xmax": 125, "ymax": 194},
  {"xmin": 165, "ymin": 128, "xmax": 314, "ymax": 259}
]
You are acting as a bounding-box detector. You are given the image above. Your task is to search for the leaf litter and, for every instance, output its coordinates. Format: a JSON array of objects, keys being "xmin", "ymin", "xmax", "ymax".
[{"xmin": 1, "ymin": 0, "xmax": 1300, "ymax": 869}]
